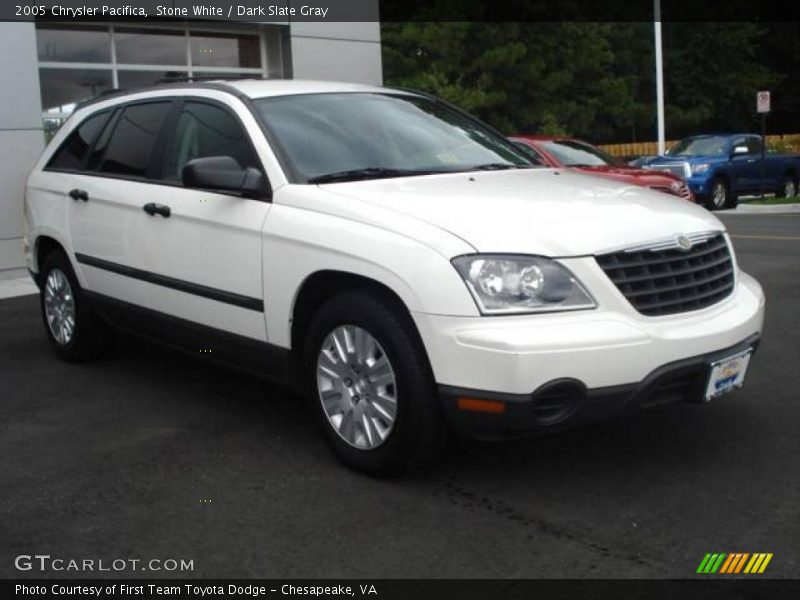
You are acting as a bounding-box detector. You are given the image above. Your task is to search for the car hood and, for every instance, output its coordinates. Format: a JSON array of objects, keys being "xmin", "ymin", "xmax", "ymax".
[
  {"xmin": 648, "ymin": 155, "xmax": 724, "ymax": 165},
  {"xmin": 321, "ymin": 168, "xmax": 722, "ymax": 256},
  {"xmin": 575, "ymin": 165, "xmax": 682, "ymax": 185}
]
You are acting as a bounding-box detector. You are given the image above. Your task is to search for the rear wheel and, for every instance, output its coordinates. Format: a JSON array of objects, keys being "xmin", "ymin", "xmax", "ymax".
[
  {"xmin": 777, "ymin": 173, "xmax": 797, "ymax": 198},
  {"xmin": 39, "ymin": 250, "xmax": 111, "ymax": 361},
  {"xmin": 304, "ymin": 290, "xmax": 444, "ymax": 475}
]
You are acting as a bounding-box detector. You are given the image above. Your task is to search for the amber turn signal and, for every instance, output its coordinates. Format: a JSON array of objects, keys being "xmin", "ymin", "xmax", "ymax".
[{"xmin": 456, "ymin": 397, "xmax": 506, "ymax": 414}]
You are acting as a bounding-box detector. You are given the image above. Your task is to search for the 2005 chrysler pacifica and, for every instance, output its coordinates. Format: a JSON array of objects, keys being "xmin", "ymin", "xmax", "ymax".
[{"xmin": 24, "ymin": 80, "xmax": 765, "ymax": 473}]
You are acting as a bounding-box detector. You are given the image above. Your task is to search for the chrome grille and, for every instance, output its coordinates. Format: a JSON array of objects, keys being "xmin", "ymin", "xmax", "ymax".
[
  {"xmin": 649, "ymin": 162, "xmax": 690, "ymax": 180},
  {"xmin": 649, "ymin": 182, "xmax": 692, "ymax": 200},
  {"xmin": 596, "ymin": 233, "xmax": 735, "ymax": 316}
]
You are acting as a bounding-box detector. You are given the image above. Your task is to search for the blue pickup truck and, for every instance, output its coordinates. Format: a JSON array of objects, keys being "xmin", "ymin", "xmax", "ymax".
[{"xmin": 641, "ymin": 134, "xmax": 800, "ymax": 210}]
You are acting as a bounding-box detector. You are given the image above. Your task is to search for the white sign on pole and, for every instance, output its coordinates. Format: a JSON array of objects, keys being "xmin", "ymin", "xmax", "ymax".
[{"xmin": 757, "ymin": 91, "xmax": 771, "ymax": 114}]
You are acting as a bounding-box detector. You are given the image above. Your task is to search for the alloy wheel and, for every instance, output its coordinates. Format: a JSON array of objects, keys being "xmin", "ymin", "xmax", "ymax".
[
  {"xmin": 712, "ymin": 181, "xmax": 727, "ymax": 208},
  {"xmin": 44, "ymin": 268, "xmax": 76, "ymax": 345},
  {"xmin": 316, "ymin": 325, "xmax": 398, "ymax": 450},
  {"xmin": 785, "ymin": 179, "xmax": 797, "ymax": 199}
]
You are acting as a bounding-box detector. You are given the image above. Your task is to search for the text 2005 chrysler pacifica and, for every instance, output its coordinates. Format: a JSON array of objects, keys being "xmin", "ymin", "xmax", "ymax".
[{"xmin": 24, "ymin": 80, "xmax": 765, "ymax": 473}]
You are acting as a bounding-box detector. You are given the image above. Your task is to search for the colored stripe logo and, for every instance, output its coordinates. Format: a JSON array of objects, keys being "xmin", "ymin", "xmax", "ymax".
[{"xmin": 697, "ymin": 553, "xmax": 773, "ymax": 574}]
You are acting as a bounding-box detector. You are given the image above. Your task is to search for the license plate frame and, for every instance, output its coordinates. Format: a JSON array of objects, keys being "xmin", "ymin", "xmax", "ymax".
[{"xmin": 704, "ymin": 348, "xmax": 753, "ymax": 402}]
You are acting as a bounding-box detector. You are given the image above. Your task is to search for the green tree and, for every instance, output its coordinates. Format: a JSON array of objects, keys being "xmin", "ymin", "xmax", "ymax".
[
  {"xmin": 756, "ymin": 22, "xmax": 800, "ymax": 135},
  {"xmin": 381, "ymin": 22, "xmax": 527, "ymax": 124},
  {"xmin": 382, "ymin": 22, "xmax": 631, "ymax": 140},
  {"xmin": 381, "ymin": 20, "xmax": 786, "ymax": 144},
  {"xmin": 661, "ymin": 22, "xmax": 779, "ymax": 137}
]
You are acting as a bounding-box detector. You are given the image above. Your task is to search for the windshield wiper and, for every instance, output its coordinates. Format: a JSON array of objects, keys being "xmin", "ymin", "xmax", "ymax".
[
  {"xmin": 307, "ymin": 167, "xmax": 446, "ymax": 184},
  {"xmin": 469, "ymin": 163, "xmax": 531, "ymax": 171}
]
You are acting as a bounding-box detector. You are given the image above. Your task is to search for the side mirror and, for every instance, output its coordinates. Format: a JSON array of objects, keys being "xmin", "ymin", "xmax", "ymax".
[
  {"xmin": 732, "ymin": 145, "xmax": 749, "ymax": 156},
  {"xmin": 182, "ymin": 156, "xmax": 271, "ymax": 200}
]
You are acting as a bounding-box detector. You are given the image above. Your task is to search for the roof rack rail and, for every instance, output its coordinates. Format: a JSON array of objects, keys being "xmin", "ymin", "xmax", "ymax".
[
  {"xmin": 154, "ymin": 75, "xmax": 264, "ymax": 84},
  {"xmin": 70, "ymin": 77, "xmax": 261, "ymax": 112},
  {"xmin": 386, "ymin": 85, "xmax": 435, "ymax": 99},
  {"xmin": 74, "ymin": 88, "xmax": 127, "ymax": 110}
]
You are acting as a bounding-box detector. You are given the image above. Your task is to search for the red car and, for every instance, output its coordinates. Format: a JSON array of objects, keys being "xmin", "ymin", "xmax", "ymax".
[{"xmin": 510, "ymin": 135, "xmax": 695, "ymax": 202}]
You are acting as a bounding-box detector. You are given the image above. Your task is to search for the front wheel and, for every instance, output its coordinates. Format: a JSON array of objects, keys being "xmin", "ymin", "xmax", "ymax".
[
  {"xmin": 304, "ymin": 291, "xmax": 445, "ymax": 475},
  {"xmin": 706, "ymin": 177, "xmax": 732, "ymax": 211}
]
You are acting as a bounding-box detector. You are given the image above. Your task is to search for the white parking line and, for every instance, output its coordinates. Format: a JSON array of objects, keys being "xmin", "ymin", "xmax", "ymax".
[{"xmin": 731, "ymin": 234, "xmax": 800, "ymax": 241}]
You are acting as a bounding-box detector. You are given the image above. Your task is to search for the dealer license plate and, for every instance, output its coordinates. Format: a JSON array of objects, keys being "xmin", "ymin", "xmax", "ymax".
[{"xmin": 704, "ymin": 349, "xmax": 752, "ymax": 401}]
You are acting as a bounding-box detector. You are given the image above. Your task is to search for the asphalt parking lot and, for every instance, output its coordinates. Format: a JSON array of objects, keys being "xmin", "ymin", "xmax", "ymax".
[{"xmin": 1, "ymin": 213, "xmax": 798, "ymax": 579}]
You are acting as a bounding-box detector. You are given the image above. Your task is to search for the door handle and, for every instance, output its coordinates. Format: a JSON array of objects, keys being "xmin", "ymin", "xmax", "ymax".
[
  {"xmin": 68, "ymin": 189, "xmax": 88, "ymax": 202},
  {"xmin": 142, "ymin": 203, "xmax": 171, "ymax": 218}
]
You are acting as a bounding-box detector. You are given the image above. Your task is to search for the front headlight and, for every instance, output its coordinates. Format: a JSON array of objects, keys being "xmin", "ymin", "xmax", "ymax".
[
  {"xmin": 451, "ymin": 255, "xmax": 596, "ymax": 315},
  {"xmin": 691, "ymin": 163, "xmax": 710, "ymax": 174}
]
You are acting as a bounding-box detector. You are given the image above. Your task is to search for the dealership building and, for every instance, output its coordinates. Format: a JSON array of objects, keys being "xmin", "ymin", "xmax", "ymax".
[{"xmin": 0, "ymin": 17, "xmax": 382, "ymax": 275}]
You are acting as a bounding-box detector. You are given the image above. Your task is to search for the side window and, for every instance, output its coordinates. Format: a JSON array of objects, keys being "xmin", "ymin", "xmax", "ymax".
[
  {"xmin": 731, "ymin": 137, "xmax": 747, "ymax": 153},
  {"xmin": 746, "ymin": 136, "xmax": 762, "ymax": 154},
  {"xmin": 46, "ymin": 111, "xmax": 110, "ymax": 171},
  {"xmin": 162, "ymin": 101, "xmax": 259, "ymax": 182},
  {"xmin": 86, "ymin": 110, "xmax": 118, "ymax": 171},
  {"xmin": 511, "ymin": 141, "xmax": 544, "ymax": 165},
  {"xmin": 98, "ymin": 102, "xmax": 172, "ymax": 177}
]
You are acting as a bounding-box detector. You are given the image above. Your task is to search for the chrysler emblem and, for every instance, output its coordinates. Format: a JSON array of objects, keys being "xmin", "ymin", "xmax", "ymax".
[{"xmin": 676, "ymin": 235, "xmax": 693, "ymax": 251}]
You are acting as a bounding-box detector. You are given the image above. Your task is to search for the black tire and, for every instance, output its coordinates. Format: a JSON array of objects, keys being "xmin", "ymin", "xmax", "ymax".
[
  {"xmin": 38, "ymin": 249, "xmax": 111, "ymax": 362},
  {"xmin": 777, "ymin": 173, "xmax": 797, "ymax": 198},
  {"xmin": 706, "ymin": 177, "xmax": 732, "ymax": 211},
  {"xmin": 303, "ymin": 290, "xmax": 445, "ymax": 475}
]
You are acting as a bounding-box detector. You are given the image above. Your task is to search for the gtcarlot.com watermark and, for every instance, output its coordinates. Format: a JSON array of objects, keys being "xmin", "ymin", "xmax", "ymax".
[{"xmin": 14, "ymin": 554, "xmax": 194, "ymax": 573}]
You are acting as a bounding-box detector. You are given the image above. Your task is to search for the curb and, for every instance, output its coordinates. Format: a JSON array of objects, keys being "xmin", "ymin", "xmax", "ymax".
[{"xmin": 719, "ymin": 202, "xmax": 800, "ymax": 215}]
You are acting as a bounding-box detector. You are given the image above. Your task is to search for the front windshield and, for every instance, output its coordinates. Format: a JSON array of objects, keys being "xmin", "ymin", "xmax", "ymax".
[
  {"xmin": 540, "ymin": 140, "xmax": 618, "ymax": 167},
  {"xmin": 254, "ymin": 93, "xmax": 533, "ymax": 182},
  {"xmin": 668, "ymin": 136, "xmax": 728, "ymax": 157}
]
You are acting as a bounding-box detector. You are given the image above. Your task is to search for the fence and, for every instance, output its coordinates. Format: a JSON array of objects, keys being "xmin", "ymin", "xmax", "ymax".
[{"xmin": 598, "ymin": 133, "xmax": 800, "ymax": 158}]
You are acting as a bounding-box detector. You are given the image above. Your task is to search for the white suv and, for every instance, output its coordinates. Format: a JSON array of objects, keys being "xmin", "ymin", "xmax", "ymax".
[{"xmin": 24, "ymin": 80, "xmax": 765, "ymax": 473}]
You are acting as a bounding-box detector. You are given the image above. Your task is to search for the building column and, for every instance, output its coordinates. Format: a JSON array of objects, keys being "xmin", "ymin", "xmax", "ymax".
[
  {"xmin": 288, "ymin": 21, "xmax": 382, "ymax": 85},
  {"xmin": 0, "ymin": 23, "xmax": 45, "ymax": 272}
]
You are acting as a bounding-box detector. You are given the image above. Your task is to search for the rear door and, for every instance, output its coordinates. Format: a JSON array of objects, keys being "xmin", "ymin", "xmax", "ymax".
[
  {"xmin": 746, "ymin": 135, "xmax": 781, "ymax": 189},
  {"xmin": 744, "ymin": 135, "xmax": 765, "ymax": 191},
  {"xmin": 68, "ymin": 100, "xmax": 176, "ymax": 305}
]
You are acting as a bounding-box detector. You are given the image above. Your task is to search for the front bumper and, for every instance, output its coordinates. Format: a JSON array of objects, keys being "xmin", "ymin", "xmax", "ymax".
[
  {"xmin": 439, "ymin": 334, "xmax": 759, "ymax": 439},
  {"xmin": 687, "ymin": 175, "xmax": 711, "ymax": 197},
  {"xmin": 412, "ymin": 263, "xmax": 765, "ymax": 438}
]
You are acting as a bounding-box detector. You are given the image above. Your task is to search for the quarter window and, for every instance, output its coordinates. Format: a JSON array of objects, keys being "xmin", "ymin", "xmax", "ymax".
[
  {"xmin": 97, "ymin": 102, "xmax": 172, "ymax": 177},
  {"xmin": 162, "ymin": 101, "xmax": 258, "ymax": 181},
  {"xmin": 46, "ymin": 110, "xmax": 111, "ymax": 171},
  {"xmin": 745, "ymin": 137, "xmax": 763, "ymax": 154}
]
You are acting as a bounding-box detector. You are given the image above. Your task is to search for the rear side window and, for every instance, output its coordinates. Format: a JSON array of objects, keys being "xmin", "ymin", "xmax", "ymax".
[
  {"xmin": 86, "ymin": 110, "xmax": 118, "ymax": 171},
  {"xmin": 162, "ymin": 101, "xmax": 258, "ymax": 181},
  {"xmin": 46, "ymin": 110, "xmax": 110, "ymax": 171},
  {"xmin": 746, "ymin": 136, "xmax": 763, "ymax": 154},
  {"xmin": 98, "ymin": 102, "xmax": 172, "ymax": 177}
]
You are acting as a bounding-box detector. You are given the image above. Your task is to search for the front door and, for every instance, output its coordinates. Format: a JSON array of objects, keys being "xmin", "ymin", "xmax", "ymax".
[{"xmin": 121, "ymin": 98, "xmax": 271, "ymax": 343}]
